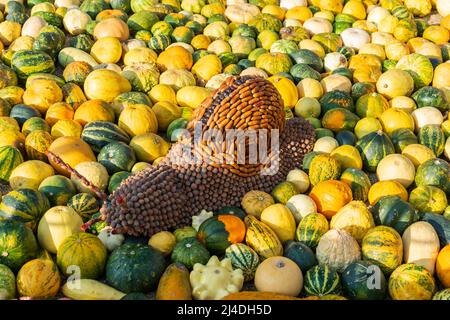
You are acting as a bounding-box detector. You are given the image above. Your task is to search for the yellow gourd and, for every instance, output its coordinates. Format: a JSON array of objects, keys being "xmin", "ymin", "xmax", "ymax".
[{"xmin": 260, "ymin": 204, "xmax": 296, "ymax": 243}]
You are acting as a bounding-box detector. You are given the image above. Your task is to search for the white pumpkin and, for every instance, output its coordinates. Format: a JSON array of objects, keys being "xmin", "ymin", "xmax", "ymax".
[
  {"xmin": 402, "ymin": 221, "xmax": 440, "ymax": 274},
  {"xmin": 313, "ymin": 136, "xmax": 339, "ymax": 153},
  {"xmin": 280, "ymin": 0, "xmax": 307, "ymax": 10},
  {"xmin": 240, "ymin": 67, "xmax": 268, "ymax": 78},
  {"xmin": 444, "ymin": 137, "xmax": 450, "ymax": 161},
  {"xmin": 224, "ymin": 4, "xmax": 260, "ymax": 24},
  {"xmin": 98, "ymin": 227, "xmax": 125, "ymax": 251},
  {"xmin": 436, "ymin": 0, "xmax": 450, "ymax": 17},
  {"xmin": 411, "ymin": 107, "xmax": 444, "ymax": 132},
  {"xmin": 303, "ymin": 17, "xmax": 333, "ymax": 35},
  {"xmin": 286, "ymin": 169, "xmax": 310, "ymax": 193},
  {"xmin": 340, "ymin": 28, "xmax": 371, "ymax": 51},
  {"xmin": 376, "ymin": 154, "xmax": 416, "ymax": 188},
  {"xmin": 324, "ymin": 52, "xmax": 347, "ymax": 72},
  {"xmin": 21, "ymin": 16, "xmax": 47, "ymax": 38},
  {"xmin": 366, "ymin": 6, "xmax": 390, "ymax": 26},
  {"xmin": 54, "ymin": 0, "xmax": 80, "ymax": 7},
  {"xmin": 286, "ymin": 194, "xmax": 317, "ymax": 224},
  {"xmin": 316, "ymin": 229, "xmax": 361, "ymax": 272},
  {"xmin": 63, "ymin": 8, "xmax": 92, "ymax": 36}
]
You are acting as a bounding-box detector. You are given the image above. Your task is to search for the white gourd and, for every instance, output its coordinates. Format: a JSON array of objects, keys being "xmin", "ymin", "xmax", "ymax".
[
  {"xmin": 340, "ymin": 28, "xmax": 371, "ymax": 50},
  {"xmin": 324, "ymin": 52, "xmax": 348, "ymax": 72},
  {"xmin": 402, "ymin": 221, "xmax": 440, "ymax": 274},
  {"xmin": 303, "ymin": 17, "xmax": 333, "ymax": 35},
  {"xmin": 63, "ymin": 8, "xmax": 92, "ymax": 36},
  {"xmin": 411, "ymin": 107, "xmax": 444, "ymax": 132},
  {"xmin": 286, "ymin": 194, "xmax": 317, "ymax": 224},
  {"xmin": 316, "ymin": 229, "xmax": 361, "ymax": 272}
]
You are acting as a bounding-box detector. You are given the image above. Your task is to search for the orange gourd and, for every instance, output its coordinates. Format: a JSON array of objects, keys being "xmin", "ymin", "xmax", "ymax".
[
  {"xmin": 309, "ymin": 180, "xmax": 353, "ymax": 219},
  {"xmin": 436, "ymin": 245, "xmax": 450, "ymax": 288},
  {"xmin": 155, "ymin": 263, "xmax": 192, "ymax": 300}
]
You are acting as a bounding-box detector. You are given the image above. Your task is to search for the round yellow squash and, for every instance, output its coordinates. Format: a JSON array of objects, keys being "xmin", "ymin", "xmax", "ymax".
[
  {"xmin": 191, "ymin": 54, "xmax": 222, "ymax": 83},
  {"xmin": 148, "ymin": 84, "xmax": 177, "ymax": 105},
  {"xmin": 22, "ymin": 79, "xmax": 63, "ymax": 114},
  {"xmin": 389, "ymin": 96, "xmax": 416, "ymax": 113},
  {"xmin": 379, "ymin": 108, "xmax": 415, "ymax": 135},
  {"xmin": 90, "ymin": 37, "xmax": 122, "ymax": 64},
  {"xmin": 330, "ymin": 145, "xmax": 362, "ymax": 170},
  {"xmin": 296, "ymin": 78, "xmax": 323, "ymax": 99},
  {"xmin": 376, "ymin": 154, "xmax": 416, "ymax": 188},
  {"xmin": 354, "ymin": 117, "xmax": 383, "ymax": 139},
  {"xmin": 376, "ymin": 69, "xmax": 414, "ymax": 99},
  {"xmin": 45, "ymin": 102, "xmax": 74, "ymax": 127},
  {"xmin": 71, "ymin": 161, "xmax": 109, "ymax": 194},
  {"xmin": 156, "ymin": 46, "xmax": 193, "ymax": 71},
  {"xmin": 9, "ymin": 160, "xmax": 55, "ymax": 190},
  {"xmin": 50, "ymin": 119, "xmax": 83, "ymax": 139},
  {"xmin": 267, "ymin": 75, "xmax": 298, "ymax": 108},
  {"xmin": 433, "ymin": 63, "xmax": 450, "ymax": 89},
  {"xmin": 401, "ymin": 144, "xmax": 436, "ymax": 168},
  {"xmin": 47, "ymin": 136, "xmax": 96, "ymax": 176},
  {"xmin": 130, "ymin": 133, "xmax": 171, "ymax": 163},
  {"xmin": 37, "ymin": 206, "xmax": 83, "ymax": 254},
  {"xmin": 368, "ymin": 180, "xmax": 409, "ymax": 205},
  {"xmin": 123, "ymin": 47, "xmax": 158, "ymax": 66},
  {"xmin": 73, "ymin": 99, "xmax": 115, "ymax": 126},
  {"xmin": 176, "ymin": 86, "xmax": 212, "ymax": 109},
  {"xmin": 260, "ymin": 204, "xmax": 296, "ymax": 243},
  {"xmin": 148, "ymin": 231, "xmax": 177, "ymax": 256},
  {"xmin": 388, "ymin": 264, "xmax": 435, "ymax": 300},
  {"xmin": 84, "ymin": 69, "xmax": 131, "ymax": 103},
  {"xmin": 152, "ymin": 101, "xmax": 182, "ymax": 131},
  {"xmin": 118, "ymin": 104, "xmax": 158, "ymax": 137}
]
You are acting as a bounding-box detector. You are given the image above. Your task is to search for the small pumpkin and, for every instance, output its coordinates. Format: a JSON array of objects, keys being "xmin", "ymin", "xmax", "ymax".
[
  {"xmin": 309, "ymin": 180, "xmax": 353, "ymax": 219},
  {"xmin": 241, "ymin": 190, "xmax": 274, "ymax": 219}
]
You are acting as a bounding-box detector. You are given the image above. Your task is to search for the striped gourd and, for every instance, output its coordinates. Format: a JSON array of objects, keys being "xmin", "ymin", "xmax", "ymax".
[
  {"xmin": 391, "ymin": 5, "xmax": 413, "ymax": 20},
  {"xmin": 11, "ymin": 50, "xmax": 55, "ymax": 80},
  {"xmin": 32, "ymin": 11, "xmax": 63, "ymax": 28},
  {"xmin": 336, "ymin": 46, "xmax": 355, "ymax": 61},
  {"xmin": 219, "ymin": 53, "xmax": 239, "ymax": 68},
  {"xmin": 81, "ymin": 121, "xmax": 130, "ymax": 153},
  {"xmin": 390, "ymin": 128, "xmax": 418, "ymax": 153},
  {"xmin": 308, "ymin": 154, "xmax": 341, "ymax": 186},
  {"xmin": 418, "ymin": 124, "xmax": 445, "ymax": 157},
  {"xmin": 26, "ymin": 73, "xmax": 65, "ymax": 89},
  {"xmin": 25, "ymin": 130, "xmax": 53, "ymax": 162},
  {"xmin": 0, "ymin": 189, "xmax": 50, "ymax": 231},
  {"xmin": 225, "ymin": 243, "xmax": 260, "ymax": 282},
  {"xmin": 362, "ymin": 226, "xmax": 403, "ymax": 275},
  {"xmin": 62, "ymin": 83, "xmax": 87, "ymax": 110},
  {"xmin": 57, "ymin": 232, "xmax": 107, "ymax": 279},
  {"xmin": 433, "ymin": 289, "xmax": 450, "ymax": 300},
  {"xmin": 304, "ymin": 265, "xmax": 341, "ymax": 296},
  {"xmin": 0, "ymin": 264, "xmax": 16, "ymax": 299},
  {"xmin": 244, "ymin": 215, "xmax": 283, "ymax": 260},
  {"xmin": 356, "ymin": 130, "xmax": 395, "ymax": 172},
  {"xmin": 0, "ymin": 146, "xmax": 23, "ymax": 182},
  {"xmin": 340, "ymin": 168, "xmax": 371, "ymax": 202},
  {"xmin": 67, "ymin": 193, "xmax": 100, "ymax": 219},
  {"xmin": 388, "ymin": 264, "xmax": 435, "ymax": 300},
  {"xmin": 148, "ymin": 35, "xmax": 171, "ymax": 53},
  {"xmin": 295, "ymin": 213, "xmax": 329, "ymax": 249},
  {"xmin": 38, "ymin": 175, "xmax": 77, "ymax": 206},
  {"xmin": 16, "ymin": 258, "xmax": 61, "ymax": 298},
  {"xmin": 131, "ymin": 0, "xmax": 159, "ymax": 13}
]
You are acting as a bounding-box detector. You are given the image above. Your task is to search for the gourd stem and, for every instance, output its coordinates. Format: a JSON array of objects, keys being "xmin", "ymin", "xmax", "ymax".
[{"xmin": 46, "ymin": 151, "xmax": 108, "ymax": 201}]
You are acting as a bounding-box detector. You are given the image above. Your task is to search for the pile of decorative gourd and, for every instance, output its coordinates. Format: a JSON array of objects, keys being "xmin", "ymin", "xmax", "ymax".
[{"xmin": 0, "ymin": 0, "xmax": 450, "ymax": 301}]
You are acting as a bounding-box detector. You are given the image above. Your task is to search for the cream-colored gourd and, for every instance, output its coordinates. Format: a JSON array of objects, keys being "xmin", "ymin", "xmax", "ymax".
[{"xmin": 402, "ymin": 221, "xmax": 440, "ymax": 274}]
